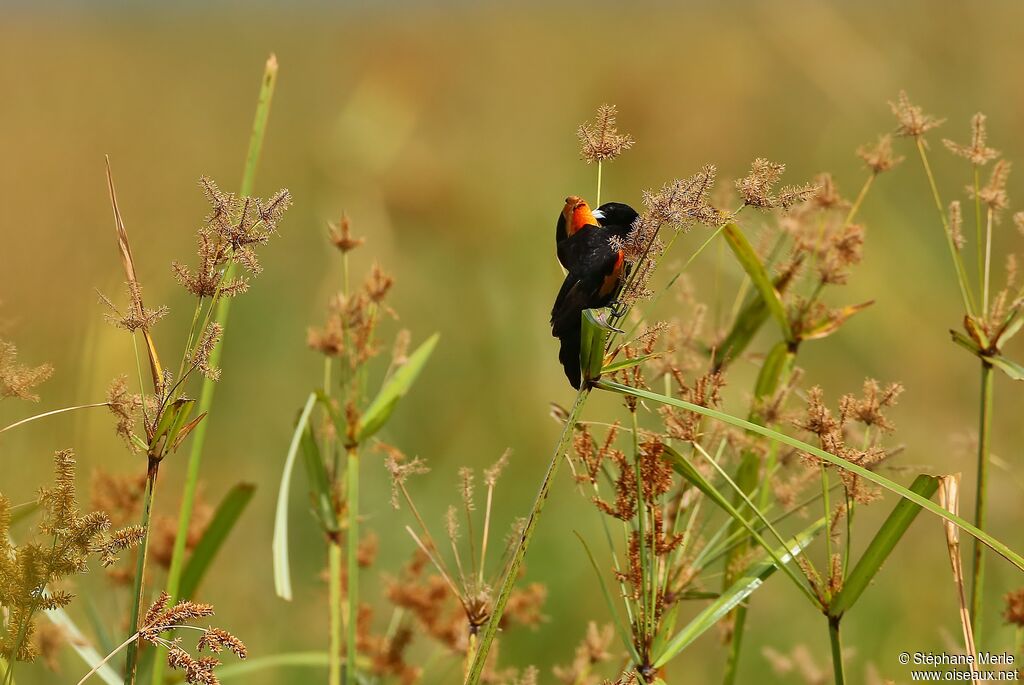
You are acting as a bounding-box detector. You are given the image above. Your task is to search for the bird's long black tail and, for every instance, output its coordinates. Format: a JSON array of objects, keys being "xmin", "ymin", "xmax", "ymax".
[{"xmin": 557, "ymin": 326, "xmax": 582, "ymax": 389}]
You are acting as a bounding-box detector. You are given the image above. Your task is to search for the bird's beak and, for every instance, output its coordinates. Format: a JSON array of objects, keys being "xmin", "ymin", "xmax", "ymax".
[{"xmin": 591, "ymin": 209, "xmax": 605, "ymax": 220}]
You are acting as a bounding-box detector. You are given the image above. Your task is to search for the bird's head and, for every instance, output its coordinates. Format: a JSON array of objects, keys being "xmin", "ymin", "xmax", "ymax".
[
  {"xmin": 593, "ymin": 202, "xmax": 639, "ymax": 229},
  {"xmin": 560, "ymin": 195, "xmax": 599, "ymax": 238}
]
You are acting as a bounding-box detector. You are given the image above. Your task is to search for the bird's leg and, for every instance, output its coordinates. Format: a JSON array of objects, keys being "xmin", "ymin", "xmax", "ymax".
[{"xmin": 608, "ymin": 299, "xmax": 630, "ymax": 319}]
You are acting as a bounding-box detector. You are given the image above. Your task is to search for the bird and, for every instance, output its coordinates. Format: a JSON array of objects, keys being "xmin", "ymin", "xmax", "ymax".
[{"xmin": 551, "ymin": 197, "xmax": 639, "ymax": 388}]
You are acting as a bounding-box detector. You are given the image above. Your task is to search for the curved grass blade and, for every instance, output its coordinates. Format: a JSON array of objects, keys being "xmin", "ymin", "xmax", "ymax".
[
  {"xmin": 273, "ymin": 393, "xmax": 317, "ymax": 600},
  {"xmin": 581, "ymin": 309, "xmax": 612, "ymax": 385},
  {"xmin": 987, "ymin": 355, "xmax": 1024, "ymax": 381},
  {"xmin": 179, "ymin": 482, "xmax": 256, "ymax": 600},
  {"xmin": 574, "ymin": 531, "xmax": 642, "ymax": 665},
  {"xmin": 215, "ymin": 652, "xmax": 328, "ymax": 680},
  {"xmin": 663, "ymin": 444, "xmax": 819, "ymax": 607},
  {"xmin": 45, "ymin": 607, "xmax": 122, "ymax": 685},
  {"xmin": 602, "ymin": 353, "xmax": 658, "ymax": 375},
  {"xmin": 828, "ymin": 474, "xmax": 938, "ymax": 617},
  {"xmin": 594, "ymin": 379, "xmax": 1024, "ymax": 572},
  {"xmin": 652, "ymin": 518, "xmax": 824, "ymax": 668},
  {"xmin": 722, "ymin": 224, "xmax": 793, "ymax": 343},
  {"xmin": 301, "ymin": 423, "xmax": 339, "ymax": 533},
  {"xmin": 357, "ymin": 333, "xmax": 439, "ymax": 441}
]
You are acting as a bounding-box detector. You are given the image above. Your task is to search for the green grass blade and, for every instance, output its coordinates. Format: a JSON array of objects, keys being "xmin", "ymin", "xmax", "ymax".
[
  {"xmin": 300, "ymin": 423, "xmax": 339, "ymax": 533},
  {"xmin": 45, "ymin": 606, "xmax": 122, "ymax": 685},
  {"xmin": 722, "ymin": 224, "xmax": 793, "ymax": 343},
  {"xmin": 179, "ymin": 483, "xmax": 256, "ymax": 600},
  {"xmin": 602, "ymin": 353, "xmax": 658, "ymax": 374},
  {"xmin": 987, "ymin": 354, "xmax": 1024, "ymax": 381},
  {"xmin": 829, "ymin": 474, "xmax": 939, "ymax": 617},
  {"xmin": 573, "ymin": 531, "xmax": 643, "ymax": 665},
  {"xmin": 216, "ymin": 652, "xmax": 329, "ymax": 680},
  {"xmin": 356, "ymin": 333, "xmax": 439, "ymax": 441},
  {"xmin": 652, "ymin": 518, "xmax": 825, "ymax": 668},
  {"xmin": 663, "ymin": 444, "xmax": 819, "ymax": 607},
  {"xmin": 273, "ymin": 393, "xmax": 317, "ymax": 600},
  {"xmin": 158, "ymin": 56, "xmax": 280, "ymax": 685},
  {"xmin": 594, "ymin": 379, "xmax": 1024, "ymax": 572},
  {"xmin": 581, "ymin": 309, "xmax": 612, "ymax": 385}
]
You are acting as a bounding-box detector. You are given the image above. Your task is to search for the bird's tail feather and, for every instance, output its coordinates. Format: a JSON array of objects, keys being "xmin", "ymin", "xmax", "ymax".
[{"xmin": 557, "ymin": 327, "xmax": 582, "ymax": 389}]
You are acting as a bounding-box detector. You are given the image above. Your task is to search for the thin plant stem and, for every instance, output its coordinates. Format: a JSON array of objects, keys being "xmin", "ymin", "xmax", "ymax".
[
  {"xmin": 596, "ymin": 161, "xmax": 603, "ymax": 207},
  {"xmin": 465, "ymin": 389, "xmax": 590, "ymax": 685},
  {"xmin": 154, "ymin": 54, "xmax": 277, "ymax": 685},
  {"xmin": 77, "ymin": 632, "xmax": 140, "ymax": 685},
  {"xmin": 970, "ymin": 361, "xmax": 994, "ymax": 637},
  {"xmin": 630, "ymin": 410, "xmax": 651, "ymax": 650},
  {"xmin": 0, "ymin": 403, "xmax": 109, "ymax": 435},
  {"xmin": 828, "ymin": 617, "xmax": 846, "ymax": 685},
  {"xmin": 983, "ymin": 207, "xmax": 994, "ymax": 314},
  {"xmin": 822, "ymin": 464, "xmax": 833, "ymax": 569},
  {"xmin": 125, "ymin": 459, "xmax": 160, "ymax": 685},
  {"xmin": 479, "ymin": 485, "xmax": 494, "ymax": 587},
  {"xmin": 974, "ymin": 166, "xmax": 984, "ymax": 290},
  {"xmin": 843, "ymin": 173, "xmax": 875, "ymax": 226},
  {"xmin": 914, "ymin": 137, "xmax": 977, "ymax": 317},
  {"xmin": 328, "ymin": 540, "xmax": 342, "ymax": 685},
  {"xmin": 345, "ymin": 445, "xmax": 359, "ymax": 684}
]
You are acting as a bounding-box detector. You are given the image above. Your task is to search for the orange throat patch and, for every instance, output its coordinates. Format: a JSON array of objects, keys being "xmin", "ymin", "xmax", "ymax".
[{"xmin": 563, "ymin": 196, "xmax": 598, "ymax": 236}]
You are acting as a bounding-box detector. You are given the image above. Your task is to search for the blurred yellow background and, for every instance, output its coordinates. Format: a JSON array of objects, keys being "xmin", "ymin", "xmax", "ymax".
[{"xmin": 2, "ymin": 1, "xmax": 1023, "ymax": 683}]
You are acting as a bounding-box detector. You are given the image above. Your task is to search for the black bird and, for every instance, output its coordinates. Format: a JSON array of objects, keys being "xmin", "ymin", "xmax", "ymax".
[{"xmin": 551, "ymin": 197, "xmax": 639, "ymax": 388}]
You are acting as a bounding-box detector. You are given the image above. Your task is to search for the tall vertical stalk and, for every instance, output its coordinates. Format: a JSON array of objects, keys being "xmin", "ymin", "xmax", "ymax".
[
  {"xmin": 124, "ymin": 459, "xmax": 160, "ymax": 685},
  {"xmin": 465, "ymin": 389, "xmax": 590, "ymax": 685},
  {"xmin": 828, "ymin": 617, "xmax": 846, "ymax": 685},
  {"xmin": 970, "ymin": 361, "xmax": 994, "ymax": 635},
  {"xmin": 345, "ymin": 445, "xmax": 360, "ymax": 684},
  {"xmin": 153, "ymin": 54, "xmax": 278, "ymax": 685},
  {"xmin": 328, "ymin": 539, "xmax": 342, "ymax": 685}
]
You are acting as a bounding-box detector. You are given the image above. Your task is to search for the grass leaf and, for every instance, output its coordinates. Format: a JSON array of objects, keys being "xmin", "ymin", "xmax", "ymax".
[
  {"xmin": 273, "ymin": 392, "xmax": 317, "ymax": 600},
  {"xmin": 581, "ymin": 309, "xmax": 612, "ymax": 385},
  {"xmin": 357, "ymin": 333, "xmax": 439, "ymax": 441},
  {"xmin": 301, "ymin": 424, "xmax": 339, "ymax": 533},
  {"xmin": 216, "ymin": 652, "xmax": 329, "ymax": 680},
  {"xmin": 595, "ymin": 379, "xmax": 1024, "ymax": 572},
  {"xmin": 828, "ymin": 474, "xmax": 938, "ymax": 617},
  {"xmin": 652, "ymin": 518, "xmax": 824, "ymax": 667},
  {"xmin": 663, "ymin": 443, "xmax": 820, "ymax": 606},
  {"xmin": 987, "ymin": 355, "xmax": 1024, "ymax": 381},
  {"xmin": 179, "ymin": 482, "xmax": 256, "ymax": 600},
  {"xmin": 722, "ymin": 224, "xmax": 793, "ymax": 343},
  {"xmin": 45, "ymin": 606, "xmax": 122, "ymax": 685},
  {"xmin": 602, "ymin": 352, "xmax": 658, "ymax": 374},
  {"xmin": 573, "ymin": 531, "xmax": 643, "ymax": 665}
]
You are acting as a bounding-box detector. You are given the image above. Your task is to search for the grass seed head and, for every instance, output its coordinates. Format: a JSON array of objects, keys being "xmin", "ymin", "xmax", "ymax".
[{"xmin": 577, "ymin": 104, "xmax": 635, "ymax": 164}]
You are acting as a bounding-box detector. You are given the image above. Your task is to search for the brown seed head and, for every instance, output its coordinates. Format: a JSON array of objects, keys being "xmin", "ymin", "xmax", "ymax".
[
  {"xmin": 890, "ymin": 90, "xmax": 944, "ymax": 138},
  {"xmin": 943, "ymin": 113, "xmax": 1000, "ymax": 166},
  {"xmin": 577, "ymin": 104, "xmax": 635, "ymax": 164},
  {"xmin": 0, "ymin": 339, "xmax": 54, "ymax": 402},
  {"xmin": 329, "ymin": 214, "xmax": 365, "ymax": 253},
  {"xmin": 857, "ymin": 134, "xmax": 904, "ymax": 174}
]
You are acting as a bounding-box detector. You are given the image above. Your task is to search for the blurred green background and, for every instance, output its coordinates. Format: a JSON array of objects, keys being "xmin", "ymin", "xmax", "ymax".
[{"xmin": 2, "ymin": 1, "xmax": 1023, "ymax": 683}]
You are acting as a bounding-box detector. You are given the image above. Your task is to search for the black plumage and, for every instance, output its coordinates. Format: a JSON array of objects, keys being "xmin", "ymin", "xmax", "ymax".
[{"xmin": 550, "ymin": 200, "xmax": 639, "ymax": 388}]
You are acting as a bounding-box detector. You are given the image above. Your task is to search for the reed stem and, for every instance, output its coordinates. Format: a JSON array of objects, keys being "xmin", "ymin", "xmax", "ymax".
[
  {"xmin": 328, "ymin": 539, "xmax": 342, "ymax": 685},
  {"xmin": 125, "ymin": 459, "xmax": 159, "ymax": 685},
  {"xmin": 828, "ymin": 616, "xmax": 846, "ymax": 685},
  {"xmin": 154, "ymin": 54, "xmax": 277, "ymax": 685},
  {"xmin": 464, "ymin": 389, "xmax": 590, "ymax": 684},
  {"xmin": 970, "ymin": 361, "xmax": 994, "ymax": 638},
  {"xmin": 345, "ymin": 445, "xmax": 360, "ymax": 684}
]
